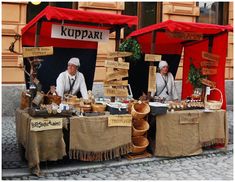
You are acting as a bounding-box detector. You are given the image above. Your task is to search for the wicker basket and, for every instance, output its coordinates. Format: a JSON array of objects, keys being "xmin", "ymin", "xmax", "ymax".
[
  {"xmin": 204, "ymin": 88, "xmax": 223, "ymax": 110},
  {"xmin": 132, "ymin": 119, "xmax": 149, "ymax": 137},
  {"xmin": 131, "ymin": 136, "xmax": 149, "ymax": 154},
  {"xmin": 131, "ymin": 102, "xmax": 150, "ymax": 119},
  {"xmin": 91, "ymin": 103, "xmax": 106, "ymax": 112}
]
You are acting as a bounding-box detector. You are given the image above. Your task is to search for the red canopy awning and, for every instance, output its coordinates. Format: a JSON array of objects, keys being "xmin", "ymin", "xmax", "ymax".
[
  {"xmin": 129, "ymin": 20, "xmax": 233, "ymax": 37},
  {"xmin": 21, "ymin": 6, "xmax": 138, "ymax": 48},
  {"xmin": 128, "ymin": 20, "xmax": 233, "ymax": 55},
  {"xmin": 128, "ymin": 20, "xmax": 233, "ymax": 109}
]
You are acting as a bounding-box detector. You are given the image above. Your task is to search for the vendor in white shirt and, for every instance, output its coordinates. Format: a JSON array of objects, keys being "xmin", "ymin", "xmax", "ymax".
[
  {"xmin": 56, "ymin": 57, "xmax": 88, "ymax": 100},
  {"xmin": 155, "ymin": 60, "xmax": 178, "ymax": 101}
]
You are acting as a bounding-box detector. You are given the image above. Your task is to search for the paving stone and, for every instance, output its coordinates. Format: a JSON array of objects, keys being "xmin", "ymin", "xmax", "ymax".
[
  {"xmin": 94, "ymin": 168, "xmax": 103, "ymax": 172},
  {"xmin": 94, "ymin": 173, "xmax": 106, "ymax": 179},
  {"xmin": 81, "ymin": 170, "xmax": 89, "ymax": 174},
  {"xmin": 45, "ymin": 173, "xmax": 53, "ymax": 177},
  {"xmin": 170, "ymin": 168, "xmax": 182, "ymax": 172},
  {"xmin": 53, "ymin": 173, "xmax": 59, "ymax": 177}
]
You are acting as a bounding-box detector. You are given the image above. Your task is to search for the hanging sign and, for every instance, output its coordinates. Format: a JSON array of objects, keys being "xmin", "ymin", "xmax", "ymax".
[
  {"xmin": 145, "ymin": 54, "xmax": 162, "ymax": 62},
  {"xmin": 51, "ymin": 24, "xmax": 109, "ymax": 42},
  {"xmin": 104, "ymin": 87, "xmax": 128, "ymax": 97},
  {"xmin": 200, "ymin": 78, "xmax": 216, "ymax": 88},
  {"xmin": 167, "ymin": 31, "xmax": 203, "ymax": 40},
  {"xmin": 106, "ymin": 69, "xmax": 128, "ymax": 81},
  {"xmin": 201, "ymin": 61, "xmax": 218, "ymax": 67},
  {"xmin": 22, "ymin": 46, "xmax": 53, "ymax": 58},
  {"xmin": 30, "ymin": 118, "xmax": 63, "ymax": 131},
  {"xmin": 148, "ymin": 66, "xmax": 157, "ymax": 92},
  {"xmin": 105, "ymin": 60, "xmax": 129, "ymax": 70},
  {"xmin": 202, "ymin": 51, "xmax": 220, "ymax": 62},
  {"xmin": 104, "ymin": 80, "xmax": 128, "ymax": 86},
  {"xmin": 108, "ymin": 115, "xmax": 132, "ymax": 127},
  {"xmin": 202, "ymin": 68, "xmax": 217, "ymax": 75},
  {"xmin": 108, "ymin": 51, "xmax": 132, "ymax": 58}
]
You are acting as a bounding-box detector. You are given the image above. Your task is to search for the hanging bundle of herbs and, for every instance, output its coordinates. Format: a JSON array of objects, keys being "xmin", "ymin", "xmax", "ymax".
[
  {"xmin": 188, "ymin": 58, "xmax": 206, "ymax": 88},
  {"xmin": 119, "ymin": 38, "xmax": 142, "ymax": 61}
]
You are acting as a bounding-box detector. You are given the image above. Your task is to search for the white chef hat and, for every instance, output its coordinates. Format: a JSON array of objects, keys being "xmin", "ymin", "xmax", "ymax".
[
  {"xmin": 158, "ymin": 60, "xmax": 168, "ymax": 70},
  {"xmin": 68, "ymin": 57, "xmax": 80, "ymax": 67}
]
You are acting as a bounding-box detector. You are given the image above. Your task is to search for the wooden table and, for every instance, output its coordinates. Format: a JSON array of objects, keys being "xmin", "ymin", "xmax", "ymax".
[
  {"xmin": 69, "ymin": 115, "xmax": 132, "ymax": 161},
  {"xmin": 15, "ymin": 109, "xmax": 132, "ymax": 175},
  {"xmin": 15, "ymin": 109, "xmax": 68, "ymax": 175},
  {"xmin": 148, "ymin": 110, "xmax": 228, "ymax": 157}
]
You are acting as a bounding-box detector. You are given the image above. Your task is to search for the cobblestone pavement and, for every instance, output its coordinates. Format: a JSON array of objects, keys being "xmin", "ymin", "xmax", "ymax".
[
  {"xmin": 2, "ymin": 117, "xmax": 28, "ymax": 169},
  {"xmin": 3, "ymin": 151, "xmax": 233, "ymax": 180}
]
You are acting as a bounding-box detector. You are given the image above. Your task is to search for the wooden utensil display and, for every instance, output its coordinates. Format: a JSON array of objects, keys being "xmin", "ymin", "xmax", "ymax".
[
  {"xmin": 126, "ymin": 102, "xmax": 152, "ymax": 159},
  {"xmin": 104, "ymin": 52, "xmax": 132, "ymax": 100}
]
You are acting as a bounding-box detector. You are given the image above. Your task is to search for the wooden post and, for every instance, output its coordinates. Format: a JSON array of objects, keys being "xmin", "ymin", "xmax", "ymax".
[
  {"xmin": 32, "ymin": 21, "xmax": 42, "ymax": 80},
  {"xmin": 201, "ymin": 36, "xmax": 214, "ymax": 101},
  {"xmin": 29, "ymin": 21, "xmax": 42, "ymax": 108},
  {"xmin": 34, "ymin": 21, "xmax": 42, "ymax": 47},
  {"xmin": 110, "ymin": 26, "xmax": 121, "ymax": 102},
  {"xmin": 148, "ymin": 30, "xmax": 157, "ymax": 98}
]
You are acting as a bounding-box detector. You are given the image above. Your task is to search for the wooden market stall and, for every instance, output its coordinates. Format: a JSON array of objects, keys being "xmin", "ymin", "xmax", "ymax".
[
  {"xmin": 15, "ymin": 9, "xmax": 233, "ymax": 176},
  {"xmin": 21, "ymin": 6, "xmax": 138, "ymax": 92},
  {"xmin": 128, "ymin": 20, "xmax": 233, "ymax": 109},
  {"xmin": 128, "ymin": 20, "xmax": 233, "ymax": 157},
  {"xmin": 17, "ymin": 6, "xmax": 138, "ymax": 175}
]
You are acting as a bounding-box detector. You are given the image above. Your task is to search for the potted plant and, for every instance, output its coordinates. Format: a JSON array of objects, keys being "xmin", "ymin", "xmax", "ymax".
[
  {"xmin": 188, "ymin": 58, "xmax": 206, "ymax": 98},
  {"xmin": 119, "ymin": 38, "xmax": 142, "ymax": 62}
]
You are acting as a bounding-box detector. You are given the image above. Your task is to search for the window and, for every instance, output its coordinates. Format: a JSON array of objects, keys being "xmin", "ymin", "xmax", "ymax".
[
  {"xmin": 140, "ymin": 2, "xmax": 157, "ymax": 28},
  {"xmin": 49, "ymin": 2, "xmax": 73, "ymax": 9},
  {"xmin": 122, "ymin": 2, "xmax": 137, "ymax": 37},
  {"xmin": 197, "ymin": 2, "xmax": 229, "ymax": 25},
  {"xmin": 27, "ymin": 2, "xmax": 49, "ymax": 23},
  {"xmin": 123, "ymin": 2, "xmax": 162, "ymax": 37}
]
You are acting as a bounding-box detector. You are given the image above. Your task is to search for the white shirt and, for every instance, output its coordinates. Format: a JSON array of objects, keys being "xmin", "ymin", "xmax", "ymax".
[
  {"xmin": 155, "ymin": 72, "xmax": 178, "ymax": 101},
  {"xmin": 56, "ymin": 71, "xmax": 88, "ymax": 99}
]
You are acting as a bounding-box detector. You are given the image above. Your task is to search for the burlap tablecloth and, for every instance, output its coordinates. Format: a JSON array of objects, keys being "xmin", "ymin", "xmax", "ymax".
[
  {"xmin": 69, "ymin": 115, "xmax": 132, "ymax": 161},
  {"xmin": 15, "ymin": 108, "xmax": 67, "ymax": 175},
  {"xmin": 152, "ymin": 110, "xmax": 227, "ymax": 157}
]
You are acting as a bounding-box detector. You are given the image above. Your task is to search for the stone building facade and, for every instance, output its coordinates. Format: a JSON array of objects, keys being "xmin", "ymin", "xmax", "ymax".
[{"xmin": 2, "ymin": 2, "xmax": 233, "ymax": 83}]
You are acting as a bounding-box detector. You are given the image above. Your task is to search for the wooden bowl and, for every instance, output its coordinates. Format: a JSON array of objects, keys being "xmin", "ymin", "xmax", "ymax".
[
  {"xmin": 91, "ymin": 103, "xmax": 106, "ymax": 112},
  {"xmin": 131, "ymin": 136, "xmax": 149, "ymax": 154},
  {"xmin": 131, "ymin": 102, "xmax": 150, "ymax": 119},
  {"xmin": 132, "ymin": 119, "xmax": 149, "ymax": 137}
]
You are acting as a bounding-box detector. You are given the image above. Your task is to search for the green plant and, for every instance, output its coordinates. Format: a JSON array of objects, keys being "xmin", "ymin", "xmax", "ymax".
[
  {"xmin": 188, "ymin": 58, "xmax": 206, "ymax": 88},
  {"xmin": 119, "ymin": 38, "xmax": 142, "ymax": 61}
]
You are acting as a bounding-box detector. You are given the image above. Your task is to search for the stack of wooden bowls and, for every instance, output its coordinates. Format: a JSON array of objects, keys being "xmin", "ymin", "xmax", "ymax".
[{"xmin": 130, "ymin": 102, "xmax": 150, "ymax": 154}]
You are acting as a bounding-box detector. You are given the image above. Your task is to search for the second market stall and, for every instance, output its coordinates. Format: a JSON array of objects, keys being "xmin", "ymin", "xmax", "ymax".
[{"xmin": 128, "ymin": 20, "xmax": 232, "ymax": 157}]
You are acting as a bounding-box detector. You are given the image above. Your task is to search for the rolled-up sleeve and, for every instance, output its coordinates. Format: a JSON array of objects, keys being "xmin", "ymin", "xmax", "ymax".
[
  {"xmin": 80, "ymin": 74, "xmax": 88, "ymax": 99},
  {"xmin": 172, "ymin": 84, "xmax": 178, "ymax": 100},
  {"xmin": 170, "ymin": 73, "xmax": 178, "ymax": 100},
  {"xmin": 56, "ymin": 73, "xmax": 65, "ymax": 99}
]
